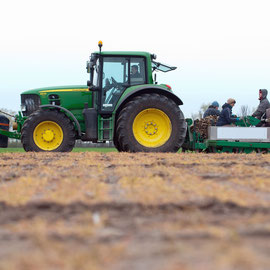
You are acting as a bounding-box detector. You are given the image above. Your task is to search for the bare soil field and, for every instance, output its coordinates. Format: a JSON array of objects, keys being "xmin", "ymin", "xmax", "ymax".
[{"xmin": 0, "ymin": 152, "xmax": 270, "ymax": 270}]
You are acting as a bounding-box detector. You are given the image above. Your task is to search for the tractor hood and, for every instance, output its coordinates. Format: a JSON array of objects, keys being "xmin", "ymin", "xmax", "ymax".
[
  {"xmin": 21, "ymin": 85, "xmax": 88, "ymax": 95},
  {"xmin": 20, "ymin": 85, "xmax": 90, "ymax": 117}
]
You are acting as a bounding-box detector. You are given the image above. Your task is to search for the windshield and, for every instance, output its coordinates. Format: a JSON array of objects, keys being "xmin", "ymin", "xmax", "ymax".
[{"xmin": 152, "ymin": 61, "xmax": 177, "ymax": 72}]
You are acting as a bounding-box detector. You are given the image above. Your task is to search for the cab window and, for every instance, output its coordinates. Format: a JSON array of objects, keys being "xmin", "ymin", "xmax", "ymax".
[
  {"xmin": 130, "ymin": 57, "xmax": 146, "ymax": 85},
  {"xmin": 101, "ymin": 56, "xmax": 147, "ymax": 112}
]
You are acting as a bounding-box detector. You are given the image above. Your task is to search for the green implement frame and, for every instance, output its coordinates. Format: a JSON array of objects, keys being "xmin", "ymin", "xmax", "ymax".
[
  {"xmin": 0, "ymin": 112, "xmax": 24, "ymax": 140},
  {"xmin": 0, "ymin": 129, "xmax": 21, "ymax": 140}
]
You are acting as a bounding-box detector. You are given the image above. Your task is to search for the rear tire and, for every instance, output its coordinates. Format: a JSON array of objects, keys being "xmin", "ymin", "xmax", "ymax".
[
  {"xmin": 113, "ymin": 129, "xmax": 123, "ymax": 152},
  {"xmin": 21, "ymin": 110, "xmax": 76, "ymax": 152},
  {"xmin": 115, "ymin": 93, "xmax": 186, "ymax": 152}
]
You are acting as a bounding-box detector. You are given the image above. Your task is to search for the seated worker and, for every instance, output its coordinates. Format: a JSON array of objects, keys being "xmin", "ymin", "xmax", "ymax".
[
  {"xmin": 265, "ymin": 108, "xmax": 270, "ymax": 127},
  {"xmin": 203, "ymin": 101, "xmax": 220, "ymax": 118},
  {"xmin": 130, "ymin": 65, "xmax": 141, "ymax": 78},
  {"xmin": 252, "ymin": 89, "xmax": 270, "ymax": 119},
  {"xmin": 216, "ymin": 98, "xmax": 240, "ymax": 126}
]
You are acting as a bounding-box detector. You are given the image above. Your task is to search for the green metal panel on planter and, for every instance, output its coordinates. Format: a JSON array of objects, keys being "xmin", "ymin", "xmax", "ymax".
[{"xmin": 207, "ymin": 140, "xmax": 270, "ymax": 153}]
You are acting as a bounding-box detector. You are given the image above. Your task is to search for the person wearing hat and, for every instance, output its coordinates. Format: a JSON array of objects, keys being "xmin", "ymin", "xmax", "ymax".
[
  {"xmin": 216, "ymin": 98, "xmax": 240, "ymax": 126},
  {"xmin": 252, "ymin": 89, "xmax": 270, "ymax": 119},
  {"xmin": 203, "ymin": 101, "xmax": 220, "ymax": 118}
]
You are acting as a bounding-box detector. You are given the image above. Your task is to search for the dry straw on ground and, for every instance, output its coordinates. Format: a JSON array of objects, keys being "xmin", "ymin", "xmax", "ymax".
[{"xmin": 0, "ymin": 152, "xmax": 270, "ymax": 270}]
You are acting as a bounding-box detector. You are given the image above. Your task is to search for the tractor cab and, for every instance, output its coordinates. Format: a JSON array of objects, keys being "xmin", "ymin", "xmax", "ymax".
[
  {"xmin": 86, "ymin": 50, "xmax": 154, "ymax": 114},
  {"xmin": 86, "ymin": 42, "xmax": 178, "ymax": 116}
]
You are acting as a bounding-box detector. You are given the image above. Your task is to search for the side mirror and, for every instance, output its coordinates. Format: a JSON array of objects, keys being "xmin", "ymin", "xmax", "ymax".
[{"xmin": 86, "ymin": 61, "xmax": 90, "ymax": 73}]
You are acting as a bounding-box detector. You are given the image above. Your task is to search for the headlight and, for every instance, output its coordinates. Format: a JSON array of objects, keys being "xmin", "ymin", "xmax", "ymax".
[
  {"xmin": 21, "ymin": 94, "xmax": 40, "ymax": 116},
  {"xmin": 21, "ymin": 104, "xmax": 26, "ymax": 111}
]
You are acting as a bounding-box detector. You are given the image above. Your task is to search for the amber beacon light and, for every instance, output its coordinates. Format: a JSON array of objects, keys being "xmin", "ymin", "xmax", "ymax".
[{"xmin": 98, "ymin": 41, "xmax": 103, "ymax": 52}]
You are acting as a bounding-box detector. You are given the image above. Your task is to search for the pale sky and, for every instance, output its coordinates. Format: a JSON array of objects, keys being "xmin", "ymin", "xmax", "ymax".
[{"xmin": 1, "ymin": 0, "xmax": 270, "ymax": 117}]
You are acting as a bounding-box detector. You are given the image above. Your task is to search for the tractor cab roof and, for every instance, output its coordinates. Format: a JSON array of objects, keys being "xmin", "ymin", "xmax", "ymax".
[{"xmin": 95, "ymin": 51, "xmax": 152, "ymax": 58}]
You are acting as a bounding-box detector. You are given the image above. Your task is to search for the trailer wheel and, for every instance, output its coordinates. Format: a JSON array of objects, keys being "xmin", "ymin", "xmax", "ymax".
[
  {"xmin": 115, "ymin": 93, "xmax": 186, "ymax": 152},
  {"xmin": 21, "ymin": 110, "xmax": 76, "ymax": 152}
]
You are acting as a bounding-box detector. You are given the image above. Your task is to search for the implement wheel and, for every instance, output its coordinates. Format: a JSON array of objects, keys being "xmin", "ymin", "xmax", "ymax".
[
  {"xmin": 115, "ymin": 93, "xmax": 186, "ymax": 152},
  {"xmin": 21, "ymin": 110, "xmax": 76, "ymax": 152}
]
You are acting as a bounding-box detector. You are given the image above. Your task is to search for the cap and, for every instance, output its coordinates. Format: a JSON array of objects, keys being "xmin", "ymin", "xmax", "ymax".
[{"xmin": 211, "ymin": 101, "xmax": 219, "ymax": 107}]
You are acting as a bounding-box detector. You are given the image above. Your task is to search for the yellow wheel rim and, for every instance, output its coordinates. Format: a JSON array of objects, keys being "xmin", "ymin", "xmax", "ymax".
[
  {"xmin": 33, "ymin": 121, "xmax": 63, "ymax": 151},
  {"xmin": 132, "ymin": 108, "xmax": 172, "ymax": 148}
]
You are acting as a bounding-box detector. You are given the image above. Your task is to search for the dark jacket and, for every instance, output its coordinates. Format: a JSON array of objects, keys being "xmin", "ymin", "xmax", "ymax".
[
  {"xmin": 252, "ymin": 89, "xmax": 270, "ymax": 119},
  {"xmin": 130, "ymin": 71, "xmax": 141, "ymax": 78},
  {"xmin": 203, "ymin": 105, "xmax": 220, "ymax": 118},
  {"xmin": 216, "ymin": 103, "xmax": 238, "ymax": 126}
]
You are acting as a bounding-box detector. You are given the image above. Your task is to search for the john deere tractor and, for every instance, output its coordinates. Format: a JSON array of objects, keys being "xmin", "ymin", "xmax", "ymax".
[{"xmin": 0, "ymin": 42, "xmax": 186, "ymax": 152}]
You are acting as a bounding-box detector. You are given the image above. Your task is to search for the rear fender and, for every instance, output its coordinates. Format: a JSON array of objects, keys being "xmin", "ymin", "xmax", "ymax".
[{"xmin": 115, "ymin": 86, "xmax": 183, "ymax": 116}]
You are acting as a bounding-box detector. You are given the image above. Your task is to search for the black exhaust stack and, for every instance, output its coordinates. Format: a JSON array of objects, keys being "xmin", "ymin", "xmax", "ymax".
[{"xmin": 82, "ymin": 103, "xmax": 98, "ymax": 142}]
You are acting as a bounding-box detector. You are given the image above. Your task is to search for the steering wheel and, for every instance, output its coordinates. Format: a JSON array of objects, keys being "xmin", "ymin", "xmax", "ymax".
[
  {"xmin": 104, "ymin": 78, "xmax": 122, "ymax": 104},
  {"xmin": 105, "ymin": 88, "xmax": 118, "ymax": 104},
  {"xmin": 111, "ymin": 76, "xmax": 119, "ymax": 88},
  {"xmin": 103, "ymin": 78, "xmax": 113, "ymax": 94}
]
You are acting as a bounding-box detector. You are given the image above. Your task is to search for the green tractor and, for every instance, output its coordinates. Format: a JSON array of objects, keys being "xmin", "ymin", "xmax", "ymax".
[{"xmin": 0, "ymin": 42, "xmax": 186, "ymax": 152}]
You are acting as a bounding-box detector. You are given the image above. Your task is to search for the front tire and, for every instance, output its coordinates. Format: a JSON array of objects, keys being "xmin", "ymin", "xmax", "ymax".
[
  {"xmin": 21, "ymin": 110, "xmax": 76, "ymax": 152},
  {"xmin": 115, "ymin": 93, "xmax": 186, "ymax": 152}
]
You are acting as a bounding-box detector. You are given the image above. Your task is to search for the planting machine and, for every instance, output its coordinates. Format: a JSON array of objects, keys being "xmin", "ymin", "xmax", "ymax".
[
  {"xmin": 0, "ymin": 41, "xmax": 269, "ymax": 153},
  {"xmin": 182, "ymin": 116, "xmax": 270, "ymax": 153}
]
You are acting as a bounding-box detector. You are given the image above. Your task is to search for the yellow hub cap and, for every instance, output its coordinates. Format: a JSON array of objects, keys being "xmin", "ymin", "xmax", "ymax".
[
  {"xmin": 132, "ymin": 108, "xmax": 172, "ymax": 148},
  {"xmin": 33, "ymin": 121, "xmax": 63, "ymax": 151}
]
